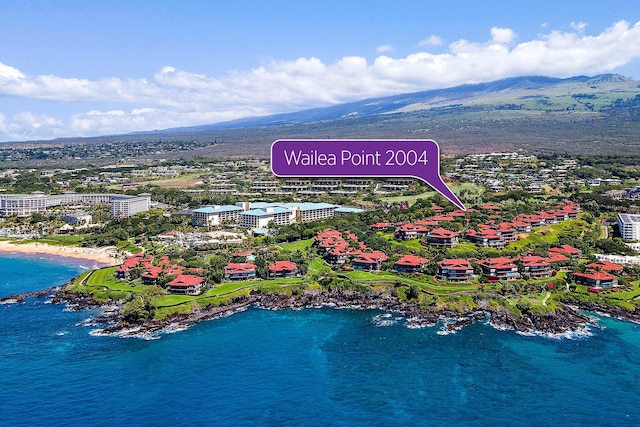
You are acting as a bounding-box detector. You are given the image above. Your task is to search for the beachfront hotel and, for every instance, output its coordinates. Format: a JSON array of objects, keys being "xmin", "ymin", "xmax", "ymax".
[{"xmin": 0, "ymin": 191, "xmax": 151, "ymax": 218}]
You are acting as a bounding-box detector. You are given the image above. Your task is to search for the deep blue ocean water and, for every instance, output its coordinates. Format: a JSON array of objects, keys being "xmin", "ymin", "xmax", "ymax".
[{"xmin": 2, "ymin": 255, "xmax": 640, "ymax": 426}]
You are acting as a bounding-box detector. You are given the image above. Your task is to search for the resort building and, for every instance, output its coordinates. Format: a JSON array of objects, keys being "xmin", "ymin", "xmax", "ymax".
[
  {"xmin": 519, "ymin": 256, "xmax": 553, "ymax": 279},
  {"xmin": 267, "ymin": 261, "xmax": 299, "ymax": 278},
  {"xmin": 191, "ymin": 205, "xmax": 243, "ymax": 227},
  {"xmin": 466, "ymin": 228, "xmax": 506, "ymax": 249},
  {"xmin": 548, "ymin": 245, "xmax": 582, "ymax": 259},
  {"xmin": 0, "ymin": 191, "xmax": 151, "ymax": 217},
  {"xmin": 425, "ymin": 227, "xmax": 459, "ymax": 248},
  {"xmin": 351, "ymin": 251, "xmax": 388, "ymax": 271},
  {"xmin": 224, "ymin": 263, "xmax": 257, "ymax": 280},
  {"xmin": 497, "ymin": 223, "xmax": 518, "ymax": 242},
  {"xmin": 585, "ymin": 260, "xmax": 624, "ymax": 273},
  {"xmin": 437, "ymin": 259, "xmax": 477, "ymax": 282},
  {"xmin": 573, "ymin": 271, "xmax": 618, "ymax": 289},
  {"xmin": 239, "ymin": 206, "xmax": 292, "ymax": 228},
  {"xmin": 288, "ymin": 202, "xmax": 338, "ymax": 222},
  {"xmin": 109, "ymin": 195, "xmax": 151, "ymax": 218},
  {"xmin": 166, "ymin": 275, "xmax": 207, "ymax": 295},
  {"xmin": 618, "ymin": 213, "xmax": 640, "ymax": 240},
  {"xmin": 477, "ymin": 257, "xmax": 520, "ymax": 281},
  {"xmin": 395, "ymin": 223, "xmax": 429, "ymax": 240},
  {"xmin": 394, "ymin": 255, "xmax": 429, "ymax": 274}
]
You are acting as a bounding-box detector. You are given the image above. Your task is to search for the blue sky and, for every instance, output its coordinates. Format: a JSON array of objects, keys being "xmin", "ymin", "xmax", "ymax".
[{"xmin": 1, "ymin": 0, "xmax": 639, "ymax": 141}]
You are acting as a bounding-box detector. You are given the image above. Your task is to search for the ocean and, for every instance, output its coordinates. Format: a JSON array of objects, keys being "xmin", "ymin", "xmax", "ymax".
[{"xmin": 1, "ymin": 255, "xmax": 640, "ymax": 426}]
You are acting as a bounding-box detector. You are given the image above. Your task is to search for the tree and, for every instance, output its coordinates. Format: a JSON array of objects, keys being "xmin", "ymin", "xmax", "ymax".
[
  {"xmin": 122, "ymin": 297, "xmax": 149, "ymax": 322},
  {"xmin": 406, "ymin": 284, "xmax": 420, "ymax": 300}
]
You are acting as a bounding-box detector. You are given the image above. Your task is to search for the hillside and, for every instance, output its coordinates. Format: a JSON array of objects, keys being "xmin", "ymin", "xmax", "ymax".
[{"xmin": 2, "ymin": 74, "xmax": 640, "ymax": 164}]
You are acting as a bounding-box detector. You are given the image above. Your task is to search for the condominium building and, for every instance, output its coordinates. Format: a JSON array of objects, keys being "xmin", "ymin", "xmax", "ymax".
[
  {"xmin": 109, "ymin": 195, "xmax": 151, "ymax": 218},
  {"xmin": 239, "ymin": 207, "xmax": 292, "ymax": 228},
  {"xmin": 191, "ymin": 205, "xmax": 243, "ymax": 226},
  {"xmin": 0, "ymin": 191, "xmax": 150, "ymax": 217},
  {"xmin": 618, "ymin": 213, "xmax": 640, "ymax": 240}
]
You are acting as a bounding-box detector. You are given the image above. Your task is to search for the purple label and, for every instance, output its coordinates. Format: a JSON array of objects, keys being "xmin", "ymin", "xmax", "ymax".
[{"xmin": 271, "ymin": 139, "xmax": 465, "ymax": 210}]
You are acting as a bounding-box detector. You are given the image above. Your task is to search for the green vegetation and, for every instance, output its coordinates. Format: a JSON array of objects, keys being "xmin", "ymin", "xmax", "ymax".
[{"xmin": 278, "ymin": 238, "xmax": 314, "ymax": 252}]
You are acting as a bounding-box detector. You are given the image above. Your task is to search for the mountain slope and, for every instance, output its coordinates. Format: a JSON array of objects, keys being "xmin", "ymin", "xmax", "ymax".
[{"xmin": 147, "ymin": 74, "xmax": 639, "ymax": 133}]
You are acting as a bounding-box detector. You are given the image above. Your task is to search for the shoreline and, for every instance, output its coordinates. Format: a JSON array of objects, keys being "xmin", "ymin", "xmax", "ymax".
[
  {"xmin": 5, "ymin": 283, "xmax": 640, "ymax": 340},
  {"xmin": 0, "ymin": 240, "xmax": 119, "ymax": 266},
  {"xmin": 44, "ymin": 287, "xmax": 607, "ymax": 340}
]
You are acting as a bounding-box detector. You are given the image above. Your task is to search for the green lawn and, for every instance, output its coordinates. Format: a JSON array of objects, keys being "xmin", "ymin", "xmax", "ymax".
[
  {"xmin": 380, "ymin": 182, "xmax": 483, "ymax": 205},
  {"xmin": 278, "ymin": 238, "xmax": 314, "ymax": 252},
  {"xmin": 380, "ymin": 232, "xmax": 425, "ymax": 251},
  {"xmin": 308, "ymin": 257, "xmax": 333, "ymax": 275}
]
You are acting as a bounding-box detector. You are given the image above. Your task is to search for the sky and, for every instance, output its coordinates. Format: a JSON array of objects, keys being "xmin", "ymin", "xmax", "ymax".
[{"xmin": 0, "ymin": 0, "xmax": 639, "ymax": 142}]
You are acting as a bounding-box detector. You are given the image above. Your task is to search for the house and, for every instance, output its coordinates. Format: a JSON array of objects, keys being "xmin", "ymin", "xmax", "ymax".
[
  {"xmin": 466, "ymin": 228, "xmax": 506, "ymax": 249},
  {"xmin": 425, "ymin": 227, "xmax": 459, "ymax": 248},
  {"xmin": 395, "ymin": 223, "xmax": 429, "ymax": 240},
  {"xmin": 586, "ymin": 260, "xmax": 624, "ymax": 273},
  {"xmin": 141, "ymin": 265, "xmax": 163, "ymax": 285},
  {"xmin": 574, "ymin": 271, "xmax": 618, "ymax": 289},
  {"xmin": 351, "ymin": 251, "xmax": 388, "ymax": 271},
  {"xmin": 166, "ymin": 275, "xmax": 206, "ymax": 295},
  {"xmin": 519, "ymin": 256, "xmax": 553, "ymax": 279},
  {"xmin": 370, "ymin": 222, "xmax": 392, "ymax": 231},
  {"xmin": 511, "ymin": 220, "xmax": 532, "ymax": 233},
  {"xmin": 224, "ymin": 263, "xmax": 257, "ymax": 280},
  {"xmin": 115, "ymin": 253, "xmax": 149, "ymax": 279},
  {"xmin": 437, "ymin": 259, "xmax": 477, "ymax": 282},
  {"xmin": 549, "ymin": 245, "xmax": 582, "ymax": 259},
  {"xmin": 326, "ymin": 246, "xmax": 352, "ymax": 266},
  {"xmin": 394, "ymin": 255, "xmax": 429, "ymax": 273},
  {"xmin": 477, "ymin": 257, "xmax": 520, "ymax": 281},
  {"xmin": 497, "ymin": 222, "xmax": 518, "ymax": 242},
  {"xmin": 268, "ymin": 260, "xmax": 299, "ymax": 278}
]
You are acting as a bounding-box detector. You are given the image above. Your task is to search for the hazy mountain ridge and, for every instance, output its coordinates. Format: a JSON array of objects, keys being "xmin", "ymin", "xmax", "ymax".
[
  {"xmin": 146, "ymin": 74, "xmax": 638, "ymax": 133},
  {"xmin": 3, "ymin": 74, "xmax": 640, "ymax": 160}
]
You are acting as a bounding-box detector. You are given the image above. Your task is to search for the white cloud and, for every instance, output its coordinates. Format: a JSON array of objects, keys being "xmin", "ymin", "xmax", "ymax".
[
  {"xmin": 418, "ymin": 35, "xmax": 443, "ymax": 47},
  {"xmin": 377, "ymin": 44, "xmax": 394, "ymax": 53},
  {"xmin": 490, "ymin": 27, "xmax": 516, "ymax": 44},
  {"xmin": 1, "ymin": 19, "xmax": 640, "ymax": 141},
  {"xmin": 570, "ymin": 21, "xmax": 588, "ymax": 33}
]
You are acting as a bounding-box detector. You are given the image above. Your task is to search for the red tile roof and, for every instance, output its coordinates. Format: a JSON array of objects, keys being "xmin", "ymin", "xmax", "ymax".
[
  {"xmin": 268, "ymin": 261, "xmax": 298, "ymax": 272},
  {"xmin": 370, "ymin": 222, "xmax": 390, "ymax": 229},
  {"xmin": 549, "ymin": 245, "xmax": 582, "ymax": 256},
  {"xmin": 574, "ymin": 270, "xmax": 616, "ymax": 281},
  {"xmin": 478, "ymin": 257, "xmax": 517, "ymax": 269},
  {"xmin": 167, "ymin": 275, "xmax": 206, "ymax": 287},
  {"xmin": 438, "ymin": 258, "xmax": 472, "ymax": 270},
  {"xmin": 428, "ymin": 227, "xmax": 459, "ymax": 238},
  {"xmin": 586, "ymin": 260, "xmax": 624, "ymax": 272},
  {"xmin": 224, "ymin": 263, "xmax": 256, "ymax": 274},
  {"xmin": 398, "ymin": 223, "xmax": 429, "ymax": 232},
  {"xmin": 395, "ymin": 255, "xmax": 429, "ymax": 267}
]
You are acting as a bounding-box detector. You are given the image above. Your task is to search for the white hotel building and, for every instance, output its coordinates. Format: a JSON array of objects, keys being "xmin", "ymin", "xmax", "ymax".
[
  {"xmin": 0, "ymin": 192, "xmax": 151, "ymax": 218},
  {"xmin": 618, "ymin": 213, "xmax": 640, "ymax": 240},
  {"xmin": 191, "ymin": 201, "xmax": 344, "ymax": 228}
]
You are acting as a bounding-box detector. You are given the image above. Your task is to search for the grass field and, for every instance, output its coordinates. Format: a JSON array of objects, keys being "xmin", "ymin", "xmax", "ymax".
[
  {"xmin": 108, "ymin": 172, "xmax": 206, "ymax": 190},
  {"xmin": 380, "ymin": 182, "xmax": 483, "ymax": 205},
  {"xmin": 278, "ymin": 238, "xmax": 314, "ymax": 252}
]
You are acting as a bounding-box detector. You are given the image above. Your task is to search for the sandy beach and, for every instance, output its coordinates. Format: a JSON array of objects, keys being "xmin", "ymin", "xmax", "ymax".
[{"xmin": 0, "ymin": 241, "xmax": 121, "ymax": 266}]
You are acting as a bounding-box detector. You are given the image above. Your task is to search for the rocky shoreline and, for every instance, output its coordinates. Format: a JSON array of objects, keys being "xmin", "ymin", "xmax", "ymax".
[{"xmin": 5, "ymin": 285, "xmax": 634, "ymax": 340}]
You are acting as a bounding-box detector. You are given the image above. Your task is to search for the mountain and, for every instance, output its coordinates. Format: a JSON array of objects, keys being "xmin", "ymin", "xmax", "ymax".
[
  {"xmin": 5, "ymin": 74, "xmax": 640, "ymax": 161},
  {"xmin": 145, "ymin": 74, "xmax": 639, "ymax": 134}
]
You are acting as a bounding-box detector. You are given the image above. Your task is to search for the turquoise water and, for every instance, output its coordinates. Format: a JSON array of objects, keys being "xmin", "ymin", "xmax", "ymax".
[{"xmin": 1, "ymin": 256, "xmax": 640, "ymax": 426}]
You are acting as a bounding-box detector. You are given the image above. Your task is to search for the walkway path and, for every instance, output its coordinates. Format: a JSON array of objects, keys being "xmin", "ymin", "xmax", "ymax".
[{"xmin": 542, "ymin": 291, "xmax": 551, "ymax": 306}]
